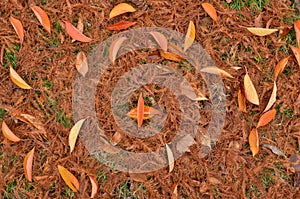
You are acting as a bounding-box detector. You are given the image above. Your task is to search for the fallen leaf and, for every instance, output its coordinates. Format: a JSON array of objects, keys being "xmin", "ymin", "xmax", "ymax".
[
  {"xmin": 57, "ymin": 165, "xmax": 80, "ymax": 192},
  {"xmin": 9, "ymin": 67, "xmax": 32, "ymax": 89},
  {"xmin": 75, "ymin": 51, "xmax": 88, "ymax": 76},
  {"xmin": 166, "ymin": 144, "xmax": 174, "ymax": 172},
  {"xmin": 111, "ymin": 131, "xmax": 122, "ymax": 146},
  {"xmin": 107, "ymin": 21, "xmax": 136, "ymax": 31},
  {"xmin": 31, "ymin": 6, "xmax": 51, "ymax": 33},
  {"xmin": 1, "ymin": 121, "xmax": 21, "ymax": 142},
  {"xmin": 127, "ymin": 106, "xmax": 161, "ymax": 120},
  {"xmin": 192, "ymin": 95, "xmax": 208, "ymax": 101},
  {"xmin": 200, "ymin": 66, "xmax": 233, "ymax": 78},
  {"xmin": 274, "ymin": 56, "xmax": 291, "ymax": 79},
  {"xmin": 9, "ymin": 16, "xmax": 24, "ymax": 45},
  {"xmin": 150, "ymin": 31, "xmax": 168, "ymax": 51},
  {"xmin": 262, "ymin": 144, "xmax": 286, "ymax": 157},
  {"xmin": 63, "ymin": 20, "xmax": 93, "ymax": 42},
  {"xmin": 24, "ymin": 147, "xmax": 35, "ymax": 182},
  {"xmin": 72, "ymin": 16, "xmax": 84, "ymax": 42},
  {"xmin": 290, "ymin": 154, "xmax": 300, "ymax": 173},
  {"xmin": 88, "ymin": 175, "xmax": 98, "ymax": 198},
  {"xmin": 184, "ymin": 21, "xmax": 195, "ymax": 51},
  {"xmin": 231, "ymin": 66, "xmax": 242, "ymax": 70},
  {"xmin": 244, "ymin": 73, "xmax": 259, "ymax": 105},
  {"xmin": 1, "ymin": 45, "xmax": 5, "ymax": 65},
  {"xmin": 69, "ymin": 118, "xmax": 86, "ymax": 153},
  {"xmin": 160, "ymin": 50, "xmax": 184, "ymax": 62},
  {"xmin": 249, "ymin": 128, "xmax": 259, "ymax": 156},
  {"xmin": 257, "ymin": 109, "xmax": 276, "ymax": 128},
  {"xmin": 109, "ymin": 3, "xmax": 136, "ymax": 19},
  {"xmin": 295, "ymin": 94, "xmax": 300, "ymax": 105},
  {"xmin": 137, "ymin": 93, "xmax": 144, "ymax": 128},
  {"xmin": 247, "ymin": 27, "xmax": 278, "ymax": 36},
  {"xmin": 238, "ymin": 84, "xmax": 247, "ymax": 113},
  {"xmin": 201, "ymin": 3, "xmax": 218, "ymax": 22},
  {"xmin": 294, "ymin": 20, "xmax": 300, "ymax": 47},
  {"xmin": 278, "ymin": 27, "xmax": 291, "ymax": 41},
  {"xmin": 171, "ymin": 183, "xmax": 178, "ymax": 199},
  {"xmin": 109, "ymin": 37, "xmax": 127, "ymax": 64},
  {"xmin": 290, "ymin": 45, "xmax": 300, "ymax": 69},
  {"xmin": 264, "ymin": 82, "xmax": 277, "ymax": 112}
]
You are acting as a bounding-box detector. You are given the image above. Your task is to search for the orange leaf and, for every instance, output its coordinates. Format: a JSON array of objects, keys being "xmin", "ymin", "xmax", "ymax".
[
  {"xmin": 160, "ymin": 50, "xmax": 184, "ymax": 62},
  {"xmin": 238, "ymin": 84, "xmax": 247, "ymax": 113},
  {"xmin": 184, "ymin": 21, "xmax": 195, "ymax": 52},
  {"xmin": 109, "ymin": 3, "xmax": 136, "ymax": 19},
  {"xmin": 290, "ymin": 45, "xmax": 300, "ymax": 69},
  {"xmin": 264, "ymin": 82, "xmax": 277, "ymax": 112},
  {"xmin": 9, "ymin": 67, "xmax": 32, "ymax": 89},
  {"xmin": 88, "ymin": 175, "xmax": 98, "ymax": 198},
  {"xmin": 24, "ymin": 147, "xmax": 35, "ymax": 182},
  {"xmin": 137, "ymin": 93, "xmax": 144, "ymax": 128},
  {"xmin": 249, "ymin": 129, "xmax": 259, "ymax": 156},
  {"xmin": 127, "ymin": 106, "xmax": 161, "ymax": 120},
  {"xmin": 171, "ymin": 182, "xmax": 178, "ymax": 199},
  {"xmin": 257, "ymin": 109, "xmax": 276, "ymax": 128},
  {"xmin": 201, "ymin": 3, "xmax": 218, "ymax": 22},
  {"xmin": 244, "ymin": 73, "xmax": 259, "ymax": 105},
  {"xmin": 75, "ymin": 51, "xmax": 88, "ymax": 76},
  {"xmin": 107, "ymin": 21, "xmax": 136, "ymax": 31},
  {"xmin": 31, "ymin": 6, "xmax": 51, "ymax": 33},
  {"xmin": 63, "ymin": 20, "xmax": 92, "ymax": 42},
  {"xmin": 109, "ymin": 37, "xmax": 127, "ymax": 64},
  {"xmin": 1, "ymin": 121, "xmax": 21, "ymax": 142},
  {"xmin": 294, "ymin": 20, "xmax": 300, "ymax": 47},
  {"xmin": 274, "ymin": 56, "xmax": 291, "ymax": 79},
  {"xmin": 9, "ymin": 16, "xmax": 24, "ymax": 45},
  {"xmin": 57, "ymin": 165, "xmax": 80, "ymax": 192},
  {"xmin": 150, "ymin": 31, "xmax": 168, "ymax": 51}
]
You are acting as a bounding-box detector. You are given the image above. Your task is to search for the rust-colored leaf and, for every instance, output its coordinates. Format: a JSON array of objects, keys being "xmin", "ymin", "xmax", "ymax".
[
  {"xmin": 57, "ymin": 165, "xmax": 80, "ymax": 192},
  {"xmin": 69, "ymin": 119, "xmax": 86, "ymax": 153},
  {"xmin": 257, "ymin": 109, "xmax": 276, "ymax": 128},
  {"xmin": 249, "ymin": 128, "xmax": 259, "ymax": 156},
  {"xmin": 290, "ymin": 45, "xmax": 300, "ymax": 69},
  {"xmin": 150, "ymin": 31, "xmax": 168, "ymax": 51},
  {"xmin": 160, "ymin": 50, "xmax": 184, "ymax": 62},
  {"xmin": 171, "ymin": 182, "xmax": 178, "ymax": 199},
  {"xmin": 247, "ymin": 27, "xmax": 278, "ymax": 36},
  {"xmin": 166, "ymin": 144, "xmax": 174, "ymax": 172},
  {"xmin": 24, "ymin": 147, "xmax": 35, "ymax": 182},
  {"xmin": 137, "ymin": 93, "xmax": 144, "ymax": 128},
  {"xmin": 107, "ymin": 21, "xmax": 136, "ymax": 31},
  {"xmin": 238, "ymin": 84, "xmax": 247, "ymax": 113},
  {"xmin": 201, "ymin": 3, "xmax": 218, "ymax": 22},
  {"xmin": 184, "ymin": 21, "xmax": 195, "ymax": 51},
  {"xmin": 75, "ymin": 51, "xmax": 88, "ymax": 76},
  {"xmin": 31, "ymin": 6, "xmax": 51, "ymax": 33},
  {"xmin": 109, "ymin": 3, "xmax": 136, "ymax": 19},
  {"xmin": 9, "ymin": 16, "xmax": 24, "ymax": 45},
  {"xmin": 127, "ymin": 106, "xmax": 161, "ymax": 120},
  {"xmin": 264, "ymin": 82, "xmax": 277, "ymax": 112},
  {"xmin": 0, "ymin": 45, "xmax": 5, "ymax": 65},
  {"xmin": 1, "ymin": 121, "xmax": 21, "ymax": 142},
  {"xmin": 244, "ymin": 73, "xmax": 259, "ymax": 105},
  {"xmin": 274, "ymin": 56, "xmax": 291, "ymax": 79},
  {"xmin": 109, "ymin": 37, "xmax": 127, "ymax": 64},
  {"xmin": 10, "ymin": 67, "xmax": 32, "ymax": 89},
  {"xmin": 200, "ymin": 66, "xmax": 233, "ymax": 78},
  {"xmin": 88, "ymin": 175, "xmax": 98, "ymax": 198},
  {"xmin": 294, "ymin": 20, "xmax": 300, "ymax": 47},
  {"xmin": 111, "ymin": 131, "xmax": 122, "ymax": 146},
  {"xmin": 63, "ymin": 20, "xmax": 92, "ymax": 42}
]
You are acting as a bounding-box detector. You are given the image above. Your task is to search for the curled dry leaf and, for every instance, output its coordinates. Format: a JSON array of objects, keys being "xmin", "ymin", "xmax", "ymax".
[
  {"xmin": 127, "ymin": 106, "xmax": 161, "ymax": 120},
  {"xmin": 294, "ymin": 20, "xmax": 300, "ymax": 47},
  {"xmin": 166, "ymin": 144, "xmax": 174, "ymax": 172},
  {"xmin": 63, "ymin": 20, "xmax": 93, "ymax": 42},
  {"xmin": 109, "ymin": 37, "xmax": 127, "ymax": 64},
  {"xmin": 1, "ymin": 121, "xmax": 21, "ymax": 142},
  {"xmin": 247, "ymin": 27, "xmax": 278, "ymax": 36},
  {"xmin": 24, "ymin": 147, "xmax": 35, "ymax": 182},
  {"xmin": 88, "ymin": 175, "xmax": 98, "ymax": 198},
  {"xmin": 10, "ymin": 67, "xmax": 32, "ymax": 89},
  {"xmin": 75, "ymin": 51, "xmax": 88, "ymax": 76},
  {"xmin": 137, "ymin": 93, "xmax": 144, "ymax": 128},
  {"xmin": 201, "ymin": 3, "xmax": 218, "ymax": 22},
  {"xmin": 107, "ymin": 21, "xmax": 136, "ymax": 31},
  {"xmin": 9, "ymin": 16, "xmax": 24, "ymax": 45},
  {"xmin": 264, "ymin": 82, "xmax": 277, "ymax": 112},
  {"xmin": 171, "ymin": 182, "xmax": 178, "ymax": 199},
  {"xmin": 109, "ymin": 3, "xmax": 136, "ymax": 19},
  {"xmin": 184, "ymin": 21, "xmax": 195, "ymax": 51},
  {"xmin": 290, "ymin": 45, "xmax": 300, "ymax": 69},
  {"xmin": 69, "ymin": 118, "xmax": 86, "ymax": 153},
  {"xmin": 244, "ymin": 73, "xmax": 259, "ymax": 105},
  {"xmin": 262, "ymin": 144, "xmax": 286, "ymax": 157},
  {"xmin": 160, "ymin": 50, "xmax": 184, "ymax": 62},
  {"xmin": 257, "ymin": 109, "xmax": 276, "ymax": 128},
  {"xmin": 57, "ymin": 165, "xmax": 80, "ymax": 192},
  {"xmin": 238, "ymin": 84, "xmax": 247, "ymax": 113},
  {"xmin": 200, "ymin": 66, "xmax": 233, "ymax": 78},
  {"xmin": 249, "ymin": 128, "xmax": 259, "ymax": 156},
  {"xmin": 31, "ymin": 6, "xmax": 51, "ymax": 33},
  {"xmin": 150, "ymin": 31, "xmax": 168, "ymax": 51},
  {"xmin": 111, "ymin": 131, "xmax": 122, "ymax": 146},
  {"xmin": 274, "ymin": 56, "xmax": 291, "ymax": 79}
]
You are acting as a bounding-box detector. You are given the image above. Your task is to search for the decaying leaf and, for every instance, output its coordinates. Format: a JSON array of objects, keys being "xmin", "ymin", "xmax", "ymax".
[
  {"xmin": 31, "ymin": 6, "xmax": 51, "ymax": 33},
  {"xmin": 274, "ymin": 56, "xmax": 291, "ymax": 79},
  {"xmin": 24, "ymin": 147, "xmax": 35, "ymax": 182},
  {"xmin": 257, "ymin": 109, "xmax": 276, "ymax": 128},
  {"xmin": 247, "ymin": 27, "xmax": 278, "ymax": 36},
  {"xmin": 264, "ymin": 82, "xmax": 277, "ymax": 112},
  {"xmin": 290, "ymin": 45, "xmax": 300, "ymax": 69},
  {"xmin": 69, "ymin": 118, "xmax": 86, "ymax": 153},
  {"xmin": 111, "ymin": 131, "xmax": 122, "ymax": 146},
  {"xmin": 107, "ymin": 21, "xmax": 136, "ymax": 31},
  {"xmin": 294, "ymin": 20, "xmax": 300, "ymax": 47},
  {"xmin": 150, "ymin": 31, "xmax": 168, "ymax": 51},
  {"xmin": 201, "ymin": 3, "xmax": 218, "ymax": 22},
  {"xmin": 75, "ymin": 51, "xmax": 88, "ymax": 76},
  {"xmin": 10, "ymin": 67, "xmax": 32, "ymax": 89},
  {"xmin": 109, "ymin": 37, "xmax": 127, "ymax": 64},
  {"xmin": 262, "ymin": 144, "xmax": 286, "ymax": 157},
  {"xmin": 137, "ymin": 93, "xmax": 144, "ymax": 128},
  {"xmin": 109, "ymin": 3, "xmax": 136, "ymax": 19},
  {"xmin": 88, "ymin": 175, "xmax": 98, "ymax": 198},
  {"xmin": 166, "ymin": 144, "xmax": 174, "ymax": 172},
  {"xmin": 57, "ymin": 165, "xmax": 80, "ymax": 192},
  {"xmin": 244, "ymin": 73, "xmax": 259, "ymax": 105},
  {"xmin": 200, "ymin": 66, "xmax": 233, "ymax": 78},
  {"xmin": 9, "ymin": 16, "xmax": 24, "ymax": 45},
  {"xmin": 238, "ymin": 84, "xmax": 247, "ymax": 113},
  {"xmin": 249, "ymin": 128, "xmax": 259, "ymax": 156},
  {"xmin": 171, "ymin": 182, "xmax": 178, "ymax": 199},
  {"xmin": 184, "ymin": 21, "xmax": 195, "ymax": 51},
  {"xmin": 64, "ymin": 20, "xmax": 93, "ymax": 42},
  {"xmin": 127, "ymin": 106, "xmax": 161, "ymax": 120},
  {"xmin": 1, "ymin": 121, "xmax": 21, "ymax": 142},
  {"xmin": 160, "ymin": 50, "xmax": 184, "ymax": 62}
]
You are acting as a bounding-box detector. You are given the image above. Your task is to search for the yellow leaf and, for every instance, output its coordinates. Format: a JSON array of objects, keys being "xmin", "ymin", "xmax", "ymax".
[
  {"xmin": 69, "ymin": 119, "xmax": 86, "ymax": 153},
  {"xmin": 238, "ymin": 84, "xmax": 247, "ymax": 113},
  {"xmin": 109, "ymin": 37, "xmax": 127, "ymax": 64},
  {"xmin": 57, "ymin": 165, "xmax": 80, "ymax": 192},
  {"xmin": 263, "ymin": 82, "xmax": 277, "ymax": 112},
  {"xmin": 166, "ymin": 144, "xmax": 174, "ymax": 173},
  {"xmin": 201, "ymin": 3, "xmax": 218, "ymax": 22},
  {"xmin": 24, "ymin": 147, "xmax": 35, "ymax": 182},
  {"xmin": 88, "ymin": 175, "xmax": 98, "ymax": 198},
  {"xmin": 1, "ymin": 121, "xmax": 21, "ymax": 142},
  {"xmin": 290, "ymin": 45, "xmax": 300, "ymax": 69},
  {"xmin": 31, "ymin": 6, "xmax": 51, "ymax": 33},
  {"xmin": 249, "ymin": 129, "xmax": 259, "ymax": 156},
  {"xmin": 294, "ymin": 20, "xmax": 300, "ymax": 47},
  {"xmin": 184, "ymin": 21, "xmax": 195, "ymax": 51},
  {"xmin": 109, "ymin": 3, "xmax": 136, "ymax": 19},
  {"xmin": 75, "ymin": 51, "xmax": 88, "ymax": 76},
  {"xmin": 247, "ymin": 27, "xmax": 278, "ymax": 36},
  {"xmin": 150, "ymin": 31, "xmax": 168, "ymax": 51},
  {"xmin": 200, "ymin": 66, "xmax": 233, "ymax": 78},
  {"xmin": 9, "ymin": 16, "xmax": 24, "ymax": 45},
  {"xmin": 244, "ymin": 73, "xmax": 259, "ymax": 105},
  {"xmin": 257, "ymin": 109, "xmax": 276, "ymax": 128},
  {"xmin": 274, "ymin": 56, "xmax": 291, "ymax": 79},
  {"xmin": 9, "ymin": 67, "xmax": 32, "ymax": 89}
]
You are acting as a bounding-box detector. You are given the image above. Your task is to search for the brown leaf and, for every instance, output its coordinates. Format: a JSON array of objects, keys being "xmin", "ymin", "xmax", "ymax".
[
  {"xmin": 257, "ymin": 109, "xmax": 276, "ymax": 128},
  {"xmin": 9, "ymin": 16, "xmax": 24, "ymax": 45},
  {"xmin": 249, "ymin": 128, "xmax": 259, "ymax": 156},
  {"xmin": 63, "ymin": 20, "xmax": 93, "ymax": 42},
  {"xmin": 75, "ymin": 51, "xmax": 88, "ymax": 76},
  {"xmin": 31, "ymin": 6, "xmax": 51, "ymax": 33},
  {"xmin": 200, "ymin": 66, "xmax": 233, "ymax": 78},
  {"xmin": 201, "ymin": 3, "xmax": 218, "ymax": 22},
  {"xmin": 150, "ymin": 31, "xmax": 168, "ymax": 51},
  {"xmin": 244, "ymin": 73, "xmax": 259, "ymax": 105},
  {"xmin": 264, "ymin": 82, "xmax": 277, "ymax": 112},
  {"xmin": 137, "ymin": 93, "xmax": 144, "ymax": 128},
  {"xmin": 294, "ymin": 20, "xmax": 300, "ymax": 47},
  {"xmin": 107, "ymin": 21, "xmax": 136, "ymax": 31},
  {"xmin": 247, "ymin": 27, "xmax": 278, "ymax": 36},
  {"xmin": 184, "ymin": 21, "xmax": 195, "ymax": 51},
  {"xmin": 109, "ymin": 3, "xmax": 136, "ymax": 19},
  {"xmin": 274, "ymin": 56, "xmax": 291, "ymax": 79},
  {"xmin": 208, "ymin": 176, "xmax": 221, "ymax": 184},
  {"xmin": 88, "ymin": 175, "xmax": 98, "ymax": 198},
  {"xmin": 160, "ymin": 50, "xmax": 184, "ymax": 62},
  {"xmin": 238, "ymin": 84, "xmax": 247, "ymax": 113},
  {"xmin": 109, "ymin": 37, "xmax": 127, "ymax": 64},
  {"xmin": 166, "ymin": 144, "xmax": 174, "ymax": 172},
  {"xmin": 57, "ymin": 165, "xmax": 80, "ymax": 192},
  {"xmin": 24, "ymin": 147, "xmax": 35, "ymax": 182},
  {"xmin": 1, "ymin": 121, "xmax": 21, "ymax": 142},
  {"xmin": 290, "ymin": 45, "xmax": 300, "ymax": 69},
  {"xmin": 111, "ymin": 131, "xmax": 122, "ymax": 146},
  {"xmin": 171, "ymin": 183, "xmax": 178, "ymax": 199}
]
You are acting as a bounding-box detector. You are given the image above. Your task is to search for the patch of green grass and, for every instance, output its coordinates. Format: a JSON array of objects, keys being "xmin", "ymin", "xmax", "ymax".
[
  {"xmin": 246, "ymin": 183, "xmax": 260, "ymax": 199},
  {"xmin": 4, "ymin": 180, "xmax": 17, "ymax": 198},
  {"xmin": 253, "ymin": 53, "xmax": 264, "ymax": 63},
  {"xmin": 53, "ymin": 21, "xmax": 62, "ymax": 33},
  {"xmin": 23, "ymin": 178, "xmax": 34, "ymax": 191},
  {"xmin": 56, "ymin": 110, "xmax": 72, "ymax": 128},
  {"xmin": 96, "ymin": 170, "xmax": 107, "ymax": 183},
  {"xmin": 4, "ymin": 50, "xmax": 17, "ymax": 68},
  {"xmin": 283, "ymin": 108, "xmax": 294, "ymax": 119},
  {"xmin": 283, "ymin": 14, "xmax": 300, "ymax": 25},
  {"xmin": 140, "ymin": 59, "xmax": 147, "ymax": 64},
  {"xmin": 177, "ymin": 60, "xmax": 193, "ymax": 72},
  {"xmin": 42, "ymin": 78, "xmax": 53, "ymax": 89},
  {"xmin": 260, "ymin": 169, "xmax": 275, "ymax": 191},
  {"xmin": 282, "ymin": 65, "xmax": 292, "ymax": 75},
  {"xmin": 0, "ymin": 108, "xmax": 7, "ymax": 121},
  {"xmin": 62, "ymin": 187, "xmax": 74, "ymax": 199},
  {"xmin": 225, "ymin": 0, "xmax": 269, "ymax": 11},
  {"xmin": 144, "ymin": 96, "xmax": 154, "ymax": 106},
  {"xmin": 211, "ymin": 186, "xmax": 220, "ymax": 197},
  {"xmin": 115, "ymin": 181, "xmax": 146, "ymax": 198}
]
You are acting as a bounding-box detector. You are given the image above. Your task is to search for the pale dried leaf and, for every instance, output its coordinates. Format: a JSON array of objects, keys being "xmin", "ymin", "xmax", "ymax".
[
  {"xmin": 184, "ymin": 21, "xmax": 195, "ymax": 51},
  {"xmin": 109, "ymin": 37, "xmax": 127, "ymax": 64},
  {"xmin": 109, "ymin": 3, "xmax": 136, "ymax": 19},
  {"xmin": 247, "ymin": 27, "xmax": 278, "ymax": 36},
  {"xmin": 264, "ymin": 82, "xmax": 277, "ymax": 112},
  {"xmin": 75, "ymin": 51, "xmax": 88, "ymax": 76},
  {"xmin": 88, "ymin": 175, "xmax": 98, "ymax": 198},
  {"xmin": 69, "ymin": 119, "xmax": 86, "ymax": 153},
  {"xmin": 262, "ymin": 144, "xmax": 286, "ymax": 157},
  {"xmin": 10, "ymin": 67, "xmax": 32, "ymax": 89},
  {"xmin": 244, "ymin": 73, "xmax": 259, "ymax": 105},
  {"xmin": 200, "ymin": 66, "xmax": 233, "ymax": 78},
  {"xmin": 166, "ymin": 144, "xmax": 174, "ymax": 172},
  {"xmin": 150, "ymin": 31, "xmax": 168, "ymax": 51}
]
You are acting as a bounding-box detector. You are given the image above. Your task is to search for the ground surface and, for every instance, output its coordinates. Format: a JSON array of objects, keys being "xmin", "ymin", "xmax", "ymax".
[{"xmin": 0, "ymin": 0, "xmax": 300, "ymax": 198}]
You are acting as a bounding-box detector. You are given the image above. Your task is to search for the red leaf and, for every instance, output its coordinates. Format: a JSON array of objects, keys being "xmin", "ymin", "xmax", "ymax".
[
  {"xmin": 137, "ymin": 93, "xmax": 144, "ymax": 127},
  {"xmin": 107, "ymin": 21, "xmax": 136, "ymax": 31}
]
